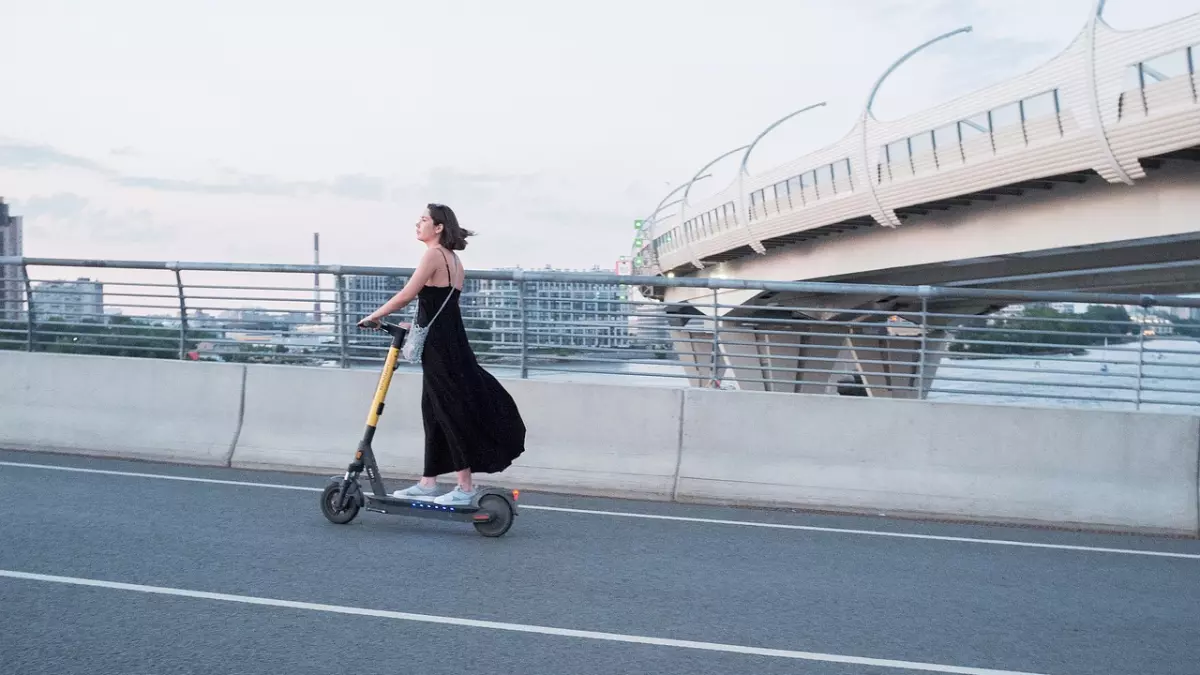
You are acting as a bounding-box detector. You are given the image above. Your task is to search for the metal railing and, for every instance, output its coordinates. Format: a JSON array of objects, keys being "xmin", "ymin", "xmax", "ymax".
[{"xmin": 2, "ymin": 256, "xmax": 1200, "ymax": 413}]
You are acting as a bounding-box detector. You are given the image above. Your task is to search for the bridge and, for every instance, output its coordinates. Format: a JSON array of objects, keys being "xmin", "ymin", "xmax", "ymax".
[
  {"xmin": 2, "ymin": 256, "xmax": 1199, "ymax": 532},
  {"xmin": 3, "ymin": 314, "xmax": 1200, "ymax": 674},
  {"xmin": 3, "ymin": 265, "xmax": 1200, "ymax": 675},
  {"xmin": 630, "ymin": 7, "xmax": 1200, "ymax": 395}
]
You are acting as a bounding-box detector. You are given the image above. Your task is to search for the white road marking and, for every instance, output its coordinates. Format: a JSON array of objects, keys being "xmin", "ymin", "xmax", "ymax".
[
  {"xmin": 2, "ymin": 459, "xmax": 1198, "ymax": 560},
  {"xmin": 0, "ymin": 568, "xmax": 1049, "ymax": 675},
  {"xmin": 0, "ymin": 460, "xmax": 316, "ymax": 491},
  {"xmin": 523, "ymin": 505, "xmax": 1200, "ymax": 560}
]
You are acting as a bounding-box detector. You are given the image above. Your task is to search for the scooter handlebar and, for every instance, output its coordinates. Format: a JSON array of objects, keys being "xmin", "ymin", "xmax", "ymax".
[{"xmin": 357, "ymin": 319, "xmax": 408, "ymax": 337}]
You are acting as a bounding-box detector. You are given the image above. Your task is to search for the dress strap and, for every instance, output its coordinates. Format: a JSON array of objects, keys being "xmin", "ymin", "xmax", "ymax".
[
  {"xmin": 437, "ymin": 248, "xmax": 457, "ymax": 288},
  {"xmin": 419, "ymin": 250, "xmax": 456, "ymax": 328}
]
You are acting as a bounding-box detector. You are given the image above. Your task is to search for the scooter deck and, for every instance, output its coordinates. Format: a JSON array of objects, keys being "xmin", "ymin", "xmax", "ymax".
[{"xmin": 362, "ymin": 489, "xmax": 515, "ymax": 523}]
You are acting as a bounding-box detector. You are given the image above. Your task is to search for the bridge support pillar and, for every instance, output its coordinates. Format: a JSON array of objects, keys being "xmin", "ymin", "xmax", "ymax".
[
  {"xmin": 718, "ymin": 325, "xmax": 810, "ymax": 392},
  {"xmin": 842, "ymin": 321, "xmax": 948, "ymax": 399},
  {"xmin": 666, "ymin": 299, "xmax": 954, "ymax": 397},
  {"xmin": 669, "ymin": 324, "xmax": 719, "ymax": 388},
  {"xmin": 793, "ymin": 320, "xmax": 850, "ymax": 395},
  {"xmin": 715, "ymin": 315, "xmax": 951, "ymax": 398},
  {"xmin": 718, "ymin": 319, "xmax": 848, "ymax": 394}
]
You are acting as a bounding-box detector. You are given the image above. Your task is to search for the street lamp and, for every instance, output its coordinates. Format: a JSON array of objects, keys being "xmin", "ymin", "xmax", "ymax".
[
  {"xmin": 859, "ymin": 26, "xmax": 973, "ymax": 227},
  {"xmin": 739, "ymin": 102, "xmax": 828, "ymax": 176},
  {"xmin": 678, "ymin": 146, "xmax": 750, "ymax": 269},
  {"xmin": 681, "ymin": 145, "xmax": 750, "ymax": 208},
  {"xmin": 736, "ymin": 101, "xmax": 827, "ymax": 252},
  {"xmin": 631, "ymin": 174, "xmax": 714, "ymax": 272},
  {"xmin": 650, "ymin": 173, "xmax": 712, "ymax": 221}
]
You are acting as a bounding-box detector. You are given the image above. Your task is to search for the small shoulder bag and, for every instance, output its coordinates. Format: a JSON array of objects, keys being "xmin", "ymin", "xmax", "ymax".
[{"xmin": 401, "ymin": 252, "xmax": 456, "ymax": 363}]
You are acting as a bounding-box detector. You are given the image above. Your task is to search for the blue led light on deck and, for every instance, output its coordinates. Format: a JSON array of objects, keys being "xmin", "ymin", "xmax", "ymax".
[{"xmin": 406, "ymin": 502, "xmax": 457, "ymax": 512}]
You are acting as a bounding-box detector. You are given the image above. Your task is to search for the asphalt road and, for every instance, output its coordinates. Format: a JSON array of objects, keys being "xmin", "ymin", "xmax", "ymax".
[{"xmin": 1, "ymin": 448, "xmax": 1198, "ymax": 675}]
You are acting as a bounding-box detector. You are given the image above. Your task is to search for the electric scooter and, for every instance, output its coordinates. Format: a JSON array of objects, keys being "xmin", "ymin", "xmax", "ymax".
[{"xmin": 318, "ymin": 319, "xmax": 518, "ymax": 537}]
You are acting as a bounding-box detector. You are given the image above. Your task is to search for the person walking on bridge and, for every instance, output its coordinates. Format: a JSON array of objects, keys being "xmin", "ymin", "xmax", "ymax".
[{"xmin": 358, "ymin": 203, "xmax": 526, "ymax": 505}]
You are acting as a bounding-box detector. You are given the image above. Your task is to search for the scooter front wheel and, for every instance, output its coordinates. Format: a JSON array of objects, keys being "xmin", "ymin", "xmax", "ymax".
[{"xmin": 320, "ymin": 483, "xmax": 360, "ymax": 524}]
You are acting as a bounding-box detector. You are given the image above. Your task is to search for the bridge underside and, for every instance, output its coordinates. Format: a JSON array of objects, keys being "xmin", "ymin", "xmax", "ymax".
[
  {"xmin": 667, "ymin": 295, "xmax": 989, "ymax": 397},
  {"xmin": 661, "ymin": 151, "xmax": 1200, "ymax": 397}
]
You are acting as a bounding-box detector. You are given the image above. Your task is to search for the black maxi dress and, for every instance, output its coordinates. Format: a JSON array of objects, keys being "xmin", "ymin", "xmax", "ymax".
[{"xmin": 415, "ymin": 259, "xmax": 526, "ymax": 478}]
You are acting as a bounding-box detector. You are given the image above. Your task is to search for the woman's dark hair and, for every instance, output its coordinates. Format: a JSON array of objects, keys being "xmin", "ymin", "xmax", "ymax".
[{"xmin": 428, "ymin": 203, "xmax": 475, "ymax": 251}]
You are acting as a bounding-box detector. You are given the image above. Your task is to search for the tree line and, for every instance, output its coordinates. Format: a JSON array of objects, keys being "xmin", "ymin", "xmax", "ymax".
[
  {"xmin": 0, "ymin": 315, "xmax": 218, "ymax": 359},
  {"xmin": 949, "ymin": 305, "xmax": 1142, "ymax": 356},
  {"xmin": 0, "ymin": 314, "xmax": 498, "ymax": 364}
]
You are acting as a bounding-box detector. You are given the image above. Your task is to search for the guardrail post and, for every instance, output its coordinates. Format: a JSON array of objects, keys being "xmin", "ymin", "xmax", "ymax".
[
  {"xmin": 335, "ymin": 272, "xmax": 349, "ymax": 368},
  {"xmin": 917, "ymin": 294, "xmax": 929, "ymax": 398},
  {"xmin": 1132, "ymin": 324, "xmax": 1142, "ymax": 408},
  {"xmin": 1134, "ymin": 315, "xmax": 1147, "ymax": 411},
  {"xmin": 1133, "ymin": 296, "xmax": 1156, "ymax": 411},
  {"xmin": 172, "ymin": 266, "xmax": 189, "ymax": 360},
  {"xmin": 710, "ymin": 289, "xmax": 720, "ymax": 389},
  {"xmin": 517, "ymin": 273, "xmax": 528, "ymax": 379},
  {"xmin": 21, "ymin": 261, "xmax": 34, "ymax": 352}
]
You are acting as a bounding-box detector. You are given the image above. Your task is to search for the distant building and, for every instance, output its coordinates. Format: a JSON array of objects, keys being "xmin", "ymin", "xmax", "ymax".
[
  {"xmin": 628, "ymin": 299, "xmax": 670, "ymax": 349},
  {"xmin": 0, "ymin": 198, "xmax": 24, "ymax": 322},
  {"xmin": 472, "ymin": 266, "xmax": 631, "ymax": 350},
  {"xmin": 31, "ymin": 278, "xmax": 104, "ymax": 322},
  {"xmin": 1047, "ymin": 302, "xmax": 1088, "ymax": 314},
  {"xmin": 340, "ymin": 266, "xmax": 633, "ymax": 351},
  {"xmin": 342, "ymin": 274, "xmax": 409, "ymax": 341}
]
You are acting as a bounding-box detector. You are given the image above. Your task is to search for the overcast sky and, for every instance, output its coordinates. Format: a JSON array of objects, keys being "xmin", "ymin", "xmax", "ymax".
[{"xmin": 2, "ymin": 0, "xmax": 1198, "ymax": 272}]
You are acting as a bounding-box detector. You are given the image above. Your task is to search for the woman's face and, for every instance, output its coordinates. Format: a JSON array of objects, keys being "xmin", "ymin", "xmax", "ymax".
[{"xmin": 415, "ymin": 209, "xmax": 441, "ymax": 243}]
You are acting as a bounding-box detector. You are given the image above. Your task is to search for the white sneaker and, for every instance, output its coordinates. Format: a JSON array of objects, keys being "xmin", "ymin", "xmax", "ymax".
[
  {"xmin": 392, "ymin": 483, "xmax": 438, "ymax": 501},
  {"xmin": 433, "ymin": 486, "xmax": 477, "ymax": 506}
]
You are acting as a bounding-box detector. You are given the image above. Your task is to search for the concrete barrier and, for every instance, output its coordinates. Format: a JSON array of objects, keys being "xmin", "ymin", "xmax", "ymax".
[
  {"xmin": 494, "ymin": 379, "xmax": 683, "ymax": 499},
  {"xmin": 675, "ymin": 388, "xmax": 1200, "ymax": 534},
  {"xmin": 230, "ymin": 363, "xmax": 685, "ymax": 499},
  {"xmin": 3, "ymin": 351, "xmax": 1197, "ymax": 534},
  {"xmin": 0, "ymin": 351, "xmax": 245, "ymax": 465},
  {"xmin": 231, "ymin": 363, "xmax": 427, "ymax": 475}
]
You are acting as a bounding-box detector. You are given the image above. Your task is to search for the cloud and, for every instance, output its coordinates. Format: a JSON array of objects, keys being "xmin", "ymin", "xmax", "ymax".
[
  {"xmin": 116, "ymin": 173, "xmax": 305, "ymax": 197},
  {"xmin": 18, "ymin": 192, "xmax": 90, "ymax": 220},
  {"xmin": 389, "ymin": 166, "xmax": 536, "ymax": 209},
  {"xmin": 1, "ymin": 143, "xmax": 693, "ymax": 270},
  {"xmin": 116, "ymin": 170, "xmax": 393, "ymax": 201},
  {"xmin": 13, "ymin": 192, "xmax": 169, "ymax": 246},
  {"xmin": 0, "ymin": 140, "xmax": 113, "ymax": 174},
  {"xmin": 0, "ymin": 138, "xmax": 390, "ymax": 202},
  {"xmin": 328, "ymin": 174, "xmax": 386, "ymax": 201}
]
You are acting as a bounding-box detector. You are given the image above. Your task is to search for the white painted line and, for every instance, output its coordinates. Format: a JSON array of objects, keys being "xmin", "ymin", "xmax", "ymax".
[
  {"xmin": 522, "ymin": 505, "xmax": 1200, "ymax": 560},
  {"xmin": 2, "ymin": 459, "xmax": 1198, "ymax": 560},
  {"xmin": 0, "ymin": 568, "xmax": 1048, "ymax": 675},
  {"xmin": 0, "ymin": 461, "xmax": 316, "ymax": 492}
]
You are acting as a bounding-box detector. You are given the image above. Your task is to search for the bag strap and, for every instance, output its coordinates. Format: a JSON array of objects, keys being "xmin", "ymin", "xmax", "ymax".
[{"xmin": 419, "ymin": 249, "xmax": 456, "ymax": 328}]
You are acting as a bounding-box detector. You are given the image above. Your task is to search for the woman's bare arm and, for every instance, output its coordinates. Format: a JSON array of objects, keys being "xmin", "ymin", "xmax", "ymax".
[{"xmin": 360, "ymin": 249, "xmax": 441, "ymax": 324}]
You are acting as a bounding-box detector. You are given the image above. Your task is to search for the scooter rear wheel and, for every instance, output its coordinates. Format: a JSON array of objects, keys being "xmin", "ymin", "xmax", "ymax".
[
  {"xmin": 320, "ymin": 483, "xmax": 360, "ymax": 524},
  {"xmin": 472, "ymin": 494, "xmax": 515, "ymax": 537}
]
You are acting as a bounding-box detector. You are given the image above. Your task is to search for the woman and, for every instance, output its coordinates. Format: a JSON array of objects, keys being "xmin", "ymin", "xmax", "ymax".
[{"xmin": 358, "ymin": 203, "xmax": 526, "ymax": 506}]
